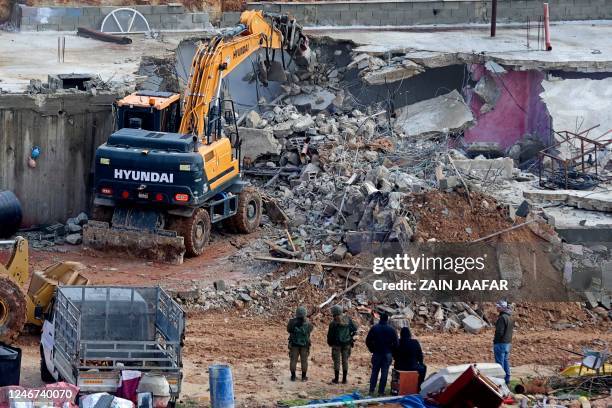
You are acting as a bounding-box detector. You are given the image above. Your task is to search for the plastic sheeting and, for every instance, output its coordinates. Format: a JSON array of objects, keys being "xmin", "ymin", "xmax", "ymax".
[{"xmin": 308, "ymin": 392, "xmax": 438, "ymax": 407}]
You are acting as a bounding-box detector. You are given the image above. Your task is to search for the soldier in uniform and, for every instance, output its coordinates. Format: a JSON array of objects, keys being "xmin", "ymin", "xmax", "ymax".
[
  {"xmin": 327, "ymin": 305, "xmax": 358, "ymax": 384},
  {"xmin": 287, "ymin": 306, "xmax": 313, "ymax": 381}
]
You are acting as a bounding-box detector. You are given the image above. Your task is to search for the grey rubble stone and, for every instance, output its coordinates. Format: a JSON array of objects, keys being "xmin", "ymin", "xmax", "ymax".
[
  {"xmin": 462, "ymin": 315, "xmax": 484, "ymax": 334},
  {"xmin": 65, "ymin": 233, "xmax": 82, "ymax": 245}
]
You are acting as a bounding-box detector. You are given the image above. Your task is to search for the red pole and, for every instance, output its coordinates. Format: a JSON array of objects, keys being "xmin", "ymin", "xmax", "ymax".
[{"xmin": 543, "ymin": 3, "xmax": 552, "ymax": 50}]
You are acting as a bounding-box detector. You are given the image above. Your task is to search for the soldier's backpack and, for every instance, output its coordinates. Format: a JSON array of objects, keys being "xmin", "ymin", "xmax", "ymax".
[{"xmin": 291, "ymin": 323, "xmax": 310, "ymax": 347}]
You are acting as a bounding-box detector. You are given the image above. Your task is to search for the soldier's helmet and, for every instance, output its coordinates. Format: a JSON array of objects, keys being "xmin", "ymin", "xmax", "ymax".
[
  {"xmin": 331, "ymin": 305, "xmax": 343, "ymax": 316},
  {"xmin": 296, "ymin": 306, "xmax": 307, "ymax": 318}
]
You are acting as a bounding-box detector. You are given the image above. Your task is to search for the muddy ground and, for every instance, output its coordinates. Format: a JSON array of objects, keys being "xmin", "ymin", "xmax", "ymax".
[{"xmin": 8, "ymin": 234, "xmax": 611, "ymax": 407}]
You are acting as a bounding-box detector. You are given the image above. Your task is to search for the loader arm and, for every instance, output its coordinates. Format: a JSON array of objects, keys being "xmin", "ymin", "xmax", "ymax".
[{"xmin": 179, "ymin": 10, "xmax": 306, "ymax": 138}]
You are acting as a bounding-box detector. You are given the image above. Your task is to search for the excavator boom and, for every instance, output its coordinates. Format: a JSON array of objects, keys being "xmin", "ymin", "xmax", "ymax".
[{"xmin": 180, "ymin": 10, "xmax": 309, "ymax": 138}]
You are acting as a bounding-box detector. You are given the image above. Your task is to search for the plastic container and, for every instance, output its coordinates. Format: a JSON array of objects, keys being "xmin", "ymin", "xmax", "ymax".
[
  {"xmin": 209, "ymin": 364, "xmax": 234, "ymax": 408},
  {"xmin": 0, "ymin": 191, "xmax": 22, "ymax": 238},
  {"xmin": 0, "ymin": 343, "xmax": 22, "ymax": 386}
]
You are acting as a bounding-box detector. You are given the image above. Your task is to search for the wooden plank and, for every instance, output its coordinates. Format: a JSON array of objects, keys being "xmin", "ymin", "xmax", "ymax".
[{"xmin": 254, "ymin": 255, "xmax": 369, "ymax": 270}]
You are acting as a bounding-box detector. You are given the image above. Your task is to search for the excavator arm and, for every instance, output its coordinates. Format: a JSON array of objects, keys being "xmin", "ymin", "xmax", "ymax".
[{"xmin": 179, "ymin": 10, "xmax": 309, "ymax": 138}]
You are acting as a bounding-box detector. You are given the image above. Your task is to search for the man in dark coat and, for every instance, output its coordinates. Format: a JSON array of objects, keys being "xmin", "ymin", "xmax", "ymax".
[
  {"xmin": 365, "ymin": 313, "xmax": 398, "ymax": 396},
  {"xmin": 287, "ymin": 306, "xmax": 313, "ymax": 381},
  {"xmin": 493, "ymin": 300, "xmax": 514, "ymax": 384},
  {"xmin": 327, "ymin": 305, "xmax": 358, "ymax": 384}
]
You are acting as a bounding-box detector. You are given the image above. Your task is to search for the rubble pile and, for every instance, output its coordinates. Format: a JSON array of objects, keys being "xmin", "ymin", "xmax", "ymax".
[{"xmin": 22, "ymin": 212, "xmax": 88, "ymax": 248}]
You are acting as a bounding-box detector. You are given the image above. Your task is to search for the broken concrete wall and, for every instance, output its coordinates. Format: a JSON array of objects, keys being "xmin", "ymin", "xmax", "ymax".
[
  {"xmin": 0, "ymin": 92, "xmax": 116, "ymax": 226},
  {"xmin": 464, "ymin": 65, "xmax": 551, "ymax": 150},
  {"xmin": 247, "ymin": 0, "xmax": 612, "ymax": 27}
]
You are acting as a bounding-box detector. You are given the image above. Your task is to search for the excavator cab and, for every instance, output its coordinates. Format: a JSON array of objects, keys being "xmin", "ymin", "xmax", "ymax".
[{"xmin": 116, "ymin": 91, "xmax": 181, "ymax": 133}]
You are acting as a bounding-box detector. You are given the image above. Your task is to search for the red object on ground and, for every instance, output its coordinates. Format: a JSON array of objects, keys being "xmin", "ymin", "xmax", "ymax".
[
  {"xmin": 391, "ymin": 369, "xmax": 419, "ymax": 396},
  {"xmin": 543, "ymin": 3, "xmax": 552, "ymax": 50},
  {"xmin": 434, "ymin": 365, "xmax": 504, "ymax": 408}
]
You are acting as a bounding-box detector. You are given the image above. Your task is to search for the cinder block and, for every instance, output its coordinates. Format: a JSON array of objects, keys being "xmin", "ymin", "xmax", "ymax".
[
  {"xmin": 151, "ymin": 5, "xmax": 169, "ymax": 14},
  {"xmin": 167, "ymin": 3, "xmax": 185, "ymax": 14},
  {"xmin": 59, "ymin": 23, "xmax": 77, "ymax": 31},
  {"xmin": 19, "ymin": 6, "xmax": 38, "ymax": 17},
  {"xmin": 192, "ymin": 13, "xmax": 209, "ymax": 23},
  {"xmin": 133, "ymin": 5, "xmax": 152, "ymax": 15},
  {"xmin": 355, "ymin": 10, "xmax": 373, "ymax": 22},
  {"xmin": 20, "ymin": 23, "xmax": 37, "ymax": 31},
  {"xmin": 145, "ymin": 14, "xmax": 161, "ymax": 24},
  {"xmin": 37, "ymin": 23, "xmax": 60, "ymax": 31},
  {"xmin": 173, "ymin": 14, "xmax": 195, "ymax": 29},
  {"xmin": 82, "ymin": 7, "xmax": 101, "ymax": 16},
  {"xmin": 323, "ymin": 3, "xmax": 351, "ymax": 11},
  {"xmin": 62, "ymin": 7, "xmax": 82, "ymax": 17},
  {"xmin": 77, "ymin": 15, "xmax": 95, "ymax": 27},
  {"xmin": 61, "ymin": 15, "xmax": 78, "ymax": 25},
  {"xmin": 160, "ymin": 13, "xmax": 179, "ymax": 24}
]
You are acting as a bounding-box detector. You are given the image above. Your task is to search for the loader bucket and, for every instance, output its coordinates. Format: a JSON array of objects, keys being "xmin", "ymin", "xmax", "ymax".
[{"xmin": 83, "ymin": 221, "xmax": 186, "ymax": 264}]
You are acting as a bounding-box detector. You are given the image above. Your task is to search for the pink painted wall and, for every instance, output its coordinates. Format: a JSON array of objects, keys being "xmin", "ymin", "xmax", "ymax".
[{"xmin": 463, "ymin": 65, "xmax": 550, "ymax": 150}]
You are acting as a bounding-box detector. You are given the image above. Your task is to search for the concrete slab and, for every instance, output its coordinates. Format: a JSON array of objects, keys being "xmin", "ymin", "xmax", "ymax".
[
  {"xmin": 0, "ymin": 31, "xmax": 184, "ymax": 93},
  {"xmin": 310, "ymin": 22, "xmax": 612, "ymax": 72},
  {"xmin": 523, "ymin": 189, "xmax": 612, "ymax": 212},
  {"xmin": 394, "ymin": 89, "xmax": 473, "ymax": 138}
]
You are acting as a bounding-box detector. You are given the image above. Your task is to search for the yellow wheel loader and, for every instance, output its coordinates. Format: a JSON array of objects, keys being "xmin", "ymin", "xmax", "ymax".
[
  {"xmin": 84, "ymin": 10, "xmax": 312, "ymax": 264},
  {"xmin": 0, "ymin": 237, "xmax": 89, "ymax": 344}
]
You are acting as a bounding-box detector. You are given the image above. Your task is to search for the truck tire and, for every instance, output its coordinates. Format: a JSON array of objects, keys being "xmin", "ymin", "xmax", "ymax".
[
  {"xmin": 91, "ymin": 205, "xmax": 113, "ymax": 223},
  {"xmin": 175, "ymin": 208, "xmax": 210, "ymax": 257},
  {"xmin": 40, "ymin": 346, "xmax": 54, "ymax": 383},
  {"xmin": 0, "ymin": 276, "xmax": 26, "ymax": 344},
  {"xmin": 226, "ymin": 187, "xmax": 262, "ymax": 234}
]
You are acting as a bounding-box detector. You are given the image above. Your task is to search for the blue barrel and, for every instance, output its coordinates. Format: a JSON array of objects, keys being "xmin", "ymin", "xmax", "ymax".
[{"xmin": 209, "ymin": 364, "xmax": 234, "ymax": 408}]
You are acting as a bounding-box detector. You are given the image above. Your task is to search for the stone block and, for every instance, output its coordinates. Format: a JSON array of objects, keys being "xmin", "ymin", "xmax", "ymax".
[
  {"xmin": 160, "ymin": 13, "xmax": 179, "ymax": 24},
  {"xmin": 20, "ymin": 23, "xmax": 37, "ymax": 31},
  {"xmin": 462, "ymin": 315, "xmax": 484, "ymax": 334},
  {"xmin": 167, "ymin": 3, "xmax": 185, "ymax": 14},
  {"xmin": 192, "ymin": 12, "xmax": 209, "ymax": 23},
  {"xmin": 37, "ymin": 24, "xmax": 60, "ymax": 31},
  {"xmin": 19, "ymin": 6, "xmax": 38, "ymax": 17},
  {"xmin": 83, "ymin": 7, "xmax": 101, "ymax": 16},
  {"xmin": 77, "ymin": 15, "xmax": 95, "ymax": 27},
  {"xmin": 133, "ymin": 5, "xmax": 152, "ymax": 15},
  {"xmin": 61, "ymin": 15, "xmax": 78, "ymax": 26},
  {"xmin": 151, "ymin": 5, "xmax": 169, "ymax": 14}
]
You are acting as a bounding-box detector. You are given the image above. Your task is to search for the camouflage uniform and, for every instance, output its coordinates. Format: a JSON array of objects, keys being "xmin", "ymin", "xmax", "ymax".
[
  {"xmin": 327, "ymin": 305, "xmax": 358, "ymax": 384},
  {"xmin": 287, "ymin": 306, "xmax": 313, "ymax": 381}
]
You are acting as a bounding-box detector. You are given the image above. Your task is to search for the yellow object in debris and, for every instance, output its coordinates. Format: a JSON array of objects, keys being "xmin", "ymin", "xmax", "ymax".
[{"xmin": 560, "ymin": 363, "xmax": 612, "ymax": 377}]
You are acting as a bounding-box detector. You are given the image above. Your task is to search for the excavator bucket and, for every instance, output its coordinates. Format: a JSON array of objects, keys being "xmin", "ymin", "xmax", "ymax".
[
  {"xmin": 83, "ymin": 220, "xmax": 186, "ymax": 265},
  {"xmin": 266, "ymin": 60, "xmax": 287, "ymax": 82}
]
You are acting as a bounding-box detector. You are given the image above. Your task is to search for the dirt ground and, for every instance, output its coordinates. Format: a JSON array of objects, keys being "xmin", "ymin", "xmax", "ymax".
[{"xmin": 8, "ymin": 235, "xmax": 611, "ymax": 407}]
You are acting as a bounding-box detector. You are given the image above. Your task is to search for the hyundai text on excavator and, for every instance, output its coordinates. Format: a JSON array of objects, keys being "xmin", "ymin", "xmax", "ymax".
[{"xmin": 83, "ymin": 11, "xmax": 311, "ymax": 263}]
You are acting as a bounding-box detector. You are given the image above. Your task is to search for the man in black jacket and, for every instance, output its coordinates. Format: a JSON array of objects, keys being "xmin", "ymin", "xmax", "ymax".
[
  {"xmin": 365, "ymin": 313, "xmax": 398, "ymax": 396},
  {"xmin": 493, "ymin": 300, "xmax": 514, "ymax": 384}
]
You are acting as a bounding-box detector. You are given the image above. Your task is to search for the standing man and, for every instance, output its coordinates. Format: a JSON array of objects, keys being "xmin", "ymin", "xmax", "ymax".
[
  {"xmin": 327, "ymin": 305, "xmax": 358, "ymax": 384},
  {"xmin": 287, "ymin": 306, "xmax": 313, "ymax": 382},
  {"xmin": 365, "ymin": 313, "xmax": 398, "ymax": 396},
  {"xmin": 493, "ymin": 300, "xmax": 514, "ymax": 385}
]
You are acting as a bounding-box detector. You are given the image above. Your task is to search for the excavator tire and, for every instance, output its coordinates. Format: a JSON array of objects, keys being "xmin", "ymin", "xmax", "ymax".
[
  {"xmin": 0, "ymin": 276, "xmax": 27, "ymax": 344},
  {"xmin": 225, "ymin": 187, "xmax": 262, "ymax": 234},
  {"xmin": 91, "ymin": 204, "xmax": 114, "ymax": 223},
  {"xmin": 173, "ymin": 208, "xmax": 211, "ymax": 257}
]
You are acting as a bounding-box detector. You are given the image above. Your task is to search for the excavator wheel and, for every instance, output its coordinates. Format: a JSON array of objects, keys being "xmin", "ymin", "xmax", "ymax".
[
  {"xmin": 0, "ymin": 276, "xmax": 27, "ymax": 344},
  {"xmin": 91, "ymin": 204, "xmax": 114, "ymax": 223},
  {"xmin": 173, "ymin": 208, "xmax": 211, "ymax": 257},
  {"xmin": 225, "ymin": 187, "xmax": 262, "ymax": 234}
]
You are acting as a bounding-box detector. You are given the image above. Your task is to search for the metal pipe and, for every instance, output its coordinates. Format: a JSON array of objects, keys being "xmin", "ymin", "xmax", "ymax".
[
  {"xmin": 543, "ymin": 3, "xmax": 552, "ymax": 50},
  {"xmin": 490, "ymin": 0, "xmax": 497, "ymax": 37},
  {"xmin": 0, "ymin": 240, "xmax": 16, "ymax": 246}
]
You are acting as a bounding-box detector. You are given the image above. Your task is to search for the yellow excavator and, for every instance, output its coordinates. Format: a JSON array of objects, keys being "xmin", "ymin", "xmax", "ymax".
[
  {"xmin": 84, "ymin": 10, "xmax": 311, "ymax": 264},
  {"xmin": 0, "ymin": 237, "xmax": 89, "ymax": 344}
]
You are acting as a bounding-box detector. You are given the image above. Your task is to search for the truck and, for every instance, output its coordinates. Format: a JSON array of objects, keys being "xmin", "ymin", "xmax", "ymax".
[{"xmin": 40, "ymin": 286, "xmax": 185, "ymax": 404}]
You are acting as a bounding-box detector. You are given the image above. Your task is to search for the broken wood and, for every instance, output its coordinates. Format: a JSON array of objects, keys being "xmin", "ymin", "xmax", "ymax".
[
  {"xmin": 254, "ymin": 255, "xmax": 370, "ymax": 271},
  {"xmin": 470, "ymin": 219, "xmax": 536, "ymax": 243},
  {"xmin": 262, "ymin": 195, "xmax": 289, "ymax": 225},
  {"xmin": 318, "ymin": 276, "xmax": 368, "ymax": 309},
  {"xmin": 76, "ymin": 27, "xmax": 132, "ymax": 44},
  {"xmin": 264, "ymin": 240, "xmax": 298, "ymax": 258},
  {"xmin": 334, "ymin": 268, "xmax": 360, "ymax": 283},
  {"xmin": 285, "ymin": 229, "xmax": 297, "ymax": 252}
]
